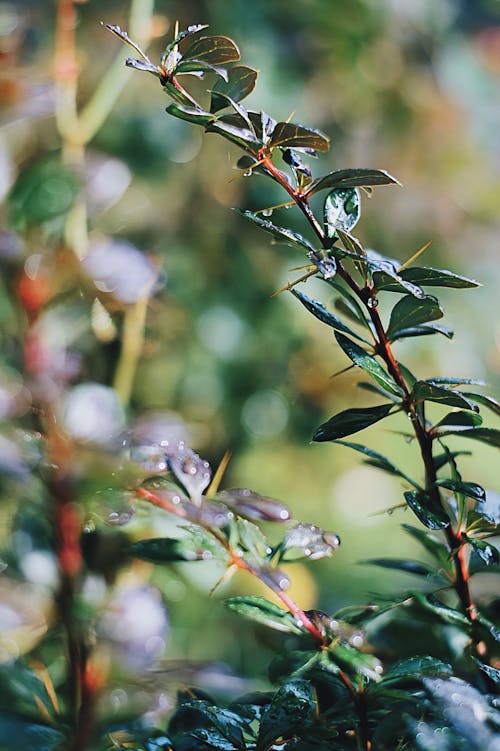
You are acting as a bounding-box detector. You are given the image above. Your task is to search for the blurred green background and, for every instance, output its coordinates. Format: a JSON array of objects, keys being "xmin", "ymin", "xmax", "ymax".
[{"xmin": 1, "ymin": 0, "xmax": 499, "ymax": 684}]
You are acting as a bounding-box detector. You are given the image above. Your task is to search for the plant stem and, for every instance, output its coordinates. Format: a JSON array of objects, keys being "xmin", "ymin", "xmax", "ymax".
[{"xmin": 113, "ymin": 292, "xmax": 151, "ymax": 406}]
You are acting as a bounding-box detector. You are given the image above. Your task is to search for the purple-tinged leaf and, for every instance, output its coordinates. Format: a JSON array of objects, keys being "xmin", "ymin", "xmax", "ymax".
[
  {"xmin": 210, "ymin": 66, "xmax": 258, "ymax": 113},
  {"xmin": 160, "ymin": 24, "xmax": 208, "ymax": 67},
  {"xmin": 169, "ymin": 447, "xmax": 212, "ymax": 501},
  {"xmin": 307, "ymin": 249, "xmax": 337, "ymax": 279},
  {"xmin": 305, "ymin": 168, "xmax": 400, "ymax": 197},
  {"xmin": 278, "ymin": 523, "xmax": 340, "ymax": 562},
  {"xmin": 125, "ymin": 57, "xmax": 160, "ymax": 76},
  {"xmin": 181, "ymin": 35, "xmax": 240, "ymax": 65},
  {"xmin": 269, "ymin": 122, "xmax": 330, "ymax": 152},
  {"xmin": 216, "ymin": 488, "xmax": 290, "ymax": 522}
]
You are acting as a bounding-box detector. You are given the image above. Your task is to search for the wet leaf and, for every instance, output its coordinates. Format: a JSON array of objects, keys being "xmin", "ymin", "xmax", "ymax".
[
  {"xmin": 437, "ymin": 479, "xmax": 485, "ymax": 502},
  {"xmin": 305, "ymin": 167, "xmax": 400, "ymax": 196},
  {"xmin": 160, "ymin": 24, "xmax": 208, "ymax": 67},
  {"xmin": 464, "ymin": 536, "xmax": 499, "ymax": 566},
  {"xmin": 363, "ymin": 558, "xmax": 435, "ymax": 577},
  {"xmin": 291, "ymin": 289, "xmax": 370, "ymax": 342},
  {"xmin": 282, "ymin": 148, "xmax": 313, "ymax": 190},
  {"xmin": 328, "ymin": 642, "xmax": 383, "ymax": 681},
  {"xmin": 235, "ymin": 209, "xmax": 315, "ymax": 252},
  {"xmin": 169, "ymin": 448, "xmax": 212, "ymax": 501},
  {"xmin": 307, "ymin": 249, "xmax": 337, "ymax": 279},
  {"xmin": 369, "ymin": 254, "xmax": 426, "ymax": 299},
  {"xmin": 225, "ymin": 596, "xmax": 304, "ymax": 634},
  {"xmin": 472, "ymin": 658, "xmax": 500, "ymax": 685},
  {"xmin": 334, "ymin": 332, "xmax": 403, "ymax": 396},
  {"xmin": 125, "ymin": 57, "xmax": 160, "ymax": 76},
  {"xmin": 206, "ymin": 117, "xmax": 258, "ymax": 149},
  {"xmin": 256, "ymin": 679, "xmax": 316, "ymax": 751},
  {"xmin": 398, "ymin": 267, "xmax": 480, "ymax": 289},
  {"xmin": 435, "ymin": 427, "xmax": 500, "ymax": 448},
  {"xmin": 336, "ymin": 440, "xmax": 419, "ymax": 486},
  {"xmin": 130, "ymin": 537, "xmax": 215, "ymax": 563},
  {"xmin": 386, "ymin": 295, "xmax": 443, "ymax": 341},
  {"xmin": 412, "ymin": 382, "xmax": 479, "ymax": 412},
  {"xmin": 216, "ymin": 489, "xmax": 290, "ymax": 522},
  {"xmin": 181, "ymin": 35, "xmax": 241, "ymax": 65},
  {"xmin": 236, "ymin": 519, "xmax": 272, "ymax": 558},
  {"xmin": 412, "ymin": 593, "xmax": 470, "ymax": 627},
  {"xmin": 210, "ymin": 66, "xmax": 258, "ymax": 113},
  {"xmin": 462, "ymin": 392, "xmax": 500, "ymax": 417},
  {"xmin": 277, "ymin": 522, "xmax": 340, "ymax": 562},
  {"xmin": 324, "ymin": 188, "xmax": 361, "ymax": 238},
  {"xmin": 375, "ymin": 656, "xmax": 452, "ymax": 688},
  {"xmin": 269, "ymin": 122, "xmax": 330, "ymax": 151},
  {"xmin": 404, "ymin": 490, "xmax": 450, "ymax": 530},
  {"xmin": 169, "ymin": 699, "xmax": 247, "ymax": 750},
  {"xmin": 313, "ymin": 403, "xmax": 394, "ymax": 442}
]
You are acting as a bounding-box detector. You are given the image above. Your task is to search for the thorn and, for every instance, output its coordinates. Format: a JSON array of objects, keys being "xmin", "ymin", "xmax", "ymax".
[
  {"xmin": 206, "ymin": 450, "xmax": 231, "ymax": 497},
  {"xmin": 398, "ymin": 240, "xmax": 432, "ymax": 272}
]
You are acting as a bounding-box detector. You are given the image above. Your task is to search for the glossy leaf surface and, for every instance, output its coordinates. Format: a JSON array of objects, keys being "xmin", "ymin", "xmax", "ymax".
[
  {"xmin": 256, "ymin": 679, "xmax": 315, "ymax": 751},
  {"xmin": 224, "ymin": 596, "xmax": 304, "ymax": 634},
  {"xmin": 313, "ymin": 403, "xmax": 394, "ymax": 442},
  {"xmin": 386, "ymin": 295, "xmax": 443, "ymax": 341},
  {"xmin": 235, "ymin": 209, "xmax": 315, "ymax": 252},
  {"xmin": 269, "ymin": 122, "xmax": 330, "ymax": 151},
  {"xmin": 412, "ymin": 382, "xmax": 479, "ymax": 411},
  {"xmin": 335, "ymin": 332, "xmax": 403, "ymax": 396},
  {"xmin": 305, "ymin": 167, "xmax": 400, "ymax": 196},
  {"xmin": 210, "ymin": 66, "xmax": 258, "ymax": 112},
  {"xmin": 324, "ymin": 188, "xmax": 361, "ymax": 238},
  {"xmin": 292, "ymin": 289, "xmax": 369, "ymax": 342},
  {"xmin": 404, "ymin": 490, "xmax": 450, "ymax": 529}
]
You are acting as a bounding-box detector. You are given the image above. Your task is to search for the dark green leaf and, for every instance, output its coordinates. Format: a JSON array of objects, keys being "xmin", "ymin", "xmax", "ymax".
[
  {"xmin": 435, "ymin": 412, "xmax": 483, "ymax": 429},
  {"xmin": 235, "ymin": 209, "xmax": 315, "ymax": 252},
  {"xmin": 0, "ymin": 712, "xmax": 65, "ymax": 751},
  {"xmin": 475, "ymin": 611, "xmax": 500, "ymax": 642},
  {"xmin": 462, "ymin": 392, "xmax": 500, "ymax": 417},
  {"xmin": 305, "ymin": 168, "xmax": 400, "ymax": 197},
  {"xmin": 412, "ymin": 593, "xmax": 470, "ymax": 627},
  {"xmin": 162, "ymin": 78, "xmax": 200, "ymax": 107},
  {"xmin": 169, "ymin": 700, "xmax": 247, "ymax": 750},
  {"xmin": 336, "ymin": 440, "xmax": 419, "ymax": 486},
  {"xmin": 205, "ymin": 118, "xmax": 258, "ymax": 149},
  {"xmin": 268, "ymin": 651, "xmax": 321, "ymax": 684},
  {"xmin": 472, "ymin": 658, "xmax": 500, "ymax": 685},
  {"xmin": 130, "ymin": 537, "xmax": 213, "ymax": 562},
  {"xmin": 175, "ymin": 59, "xmax": 229, "ymax": 79},
  {"xmin": 9, "ymin": 159, "xmax": 79, "ymax": 230},
  {"xmin": 404, "ymin": 490, "xmax": 450, "ymax": 530},
  {"xmin": 256, "ymin": 679, "xmax": 315, "ymax": 751},
  {"xmin": 328, "ymin": 279, "xmax": 372, "ymax": 330},
  {"xmin": 401, "ymin": 525, "xmax": 452, "ymax": 568},
  {"xmin": 313, "ymin": 403, "xmax": 394, "ymax": 442},
  {"xmin": 160, "ymin": 24, "xmax": 208, "ymax": 66},
  {"xmin": 291, "ymin": 289, "xmax": 370, "ymax": 342},
  {"xmin": 386, "ymin": 295, "xmax": 443, "ymax": 341},
  {"xmin": 210, "ymin": 66, "xmax": 258, "ymax": 113},
  {"xmin": 363, "ymin": 558, "xmax": 435, "ymax": 577},
  {"xmin": 328, "ymin": 642, "xmax": 383, "ymax": 681},
  {"xmin": 437, "ymin": 480, "xmax": 485, "ymax": 502},
  {"xmin": 412, "ymin": 382, "xmax": 479, "ymax": 412},
  {"xmin": 436, "ymin": 427, "xmax": 500, "ymax": 448},
  {"xmin": 374, "ymin": 656, "xmax": 452, "ymax": 689},
  {"xmin": 464, "ymin": 535, "xmax": 499, "ymax": 566},
  {"xmin": 165, "ymin": 103, "xmax": 214, "ymax": 125},
  {"xmin": 324, "ymin": 188, "xmax": 361, "ymax": 238},
  {"xmin": 398, "ymin": 266, "xmax": 480, "ymax": 289},
  {"xmin": 385, "ymin": 324, "xmax": 453, "ymax": 340},
  {"xmin": 181, "ymin": 35, "xmax": 240, "ymax": 65},
  {"xmin": 334, "ymin": 332, "xmax": 403, "ymax": 396},
  {"xmin": 269, "ymin": 122, "xmax": 330, "ymax": 151},
  {"xmin": 224, "ymin": 596, "xmax": 305, "ymax": 634}
]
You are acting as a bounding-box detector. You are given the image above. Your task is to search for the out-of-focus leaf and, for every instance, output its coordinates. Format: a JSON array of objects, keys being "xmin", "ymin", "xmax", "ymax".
[
  {"xmin": 165, "ymin": 103, "xmax": 214, "ymax": 125},
  {"xmin": 336, "ymin": 440, "xmax": 419, "ymax": 486},
  {"xmin": 313, "ymin": 403, "xmax": 394, "ymax": 442},
  {"xmin": 269, "ymin": 122, "xmax": 330, "ymax": 152},
  {"xmin": 462, "ymin": 392, "xmax": 500, "ymax": 417},
  {"xmin": 475, "ymin": 611, "xmax": 500, "ymax": 642},
  {"xmin": 324, "ymin": 188, "xmax": 360, "ymax": 238},
  {"xmin": 436, "ymin": 427, "xmax": 500, "ymax": 448},
  {"xmin": 83, "ymin": 238, "xmax": 160, "ymax": 304},
  {"xmin": 235, "ymin": 209, "xmax": 315, "ymax": 252},
  {"xmin": 62, "ymin": 383, "xmax": 126, "ymax": 448},
  {"xmin": 412, "ymin": 593, "xmax": 470, "ymax": 627},
  {"xmin": 334, "ymin": 332, "xmax": 403, "ymax": 396},
  {"xmin": 224, "ymin": 596, "xmax": 304, "ymax": 635},
  {"xmin": 291, "ymin": 289, "xmax": 370, "ymax": 342},
  {"xmin": 210, "ymin": 66, "xmax": 258, "ymax": 113},
  {"xmin": 464, "ymin": 535, "xmax": 499, "ymax": 566},
  {"xmin": 181, "ymin": 35, "xmax": 240, "ymax": 65},
  {"xmin": 130, "ymin": 537, "xmax": 215, "ymax": 563},
  {"xmin": 363, "ymin": 558, "xmax": 435, "ymax": 577},
  {"xmin": 329, "ymin": 279, "xmax": 372, "ymax": 329},
  {"xmin": 304, "ymin": 168, "xmax": 400, "ymax": 196},
  {"xmin": 216, "ymin": 489, "xmax": 290, "ymax": 522},
  {"xmin": 412, "ymin": 382, "xmax": 479, "ymax": 412},
  {"xmin": 437, "ymin": 480, "xmax": 485, "ymax": 502},
  {"xmin": 433, "ymin": 449, "xmax": 472, "ymax": 471},
  {"xmin": 404, "ymin": 490, "xmax": 450, "ymax": 530},
  {"xmin": 401, "ymin": 525, "xmax": 452, "ymax": 569},
  {"xmin": 256, "ymin": 679, "xmax": 316, "ymax": 751},
  {"xmin": 236, "ymin": 519, "xmax": 271, "ymax": 558},
  {"xmin": 386, "ymin": 295, "xmax": 443, "ymax": 341},
  {"xmin": 0, "ymin": 712, "xmax": 65, "ymax": 750},
  {"xmin": 9, "ymin": 159, "xmax": 79, "ymax": 230}
]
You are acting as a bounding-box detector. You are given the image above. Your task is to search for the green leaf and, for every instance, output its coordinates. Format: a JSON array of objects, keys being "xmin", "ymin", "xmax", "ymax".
[
  {"xmin": 404, "ymin": 490, "xmax": 450, "ymax": 530},
  {"xmin": 334, "ymin": 332, "xmax": 403, "ymax": 396},
  {"xmin": 436, "ymin": 427, "xmax": 500, "ymax": 448},
  {"xmin": 435, "ymin": 411, "xmax": 483, "ymax": 429},
  {"xmin": 386, "ymin": 295, "xmax": 443, "ymax": 341},
  {"xmin": 328, "ymin": 642, "xmax": 383, "ymax": 681},
  {"xmin": 462, "ymin": 392, "xmax": 500, "ymax": 417},
  {"xmin": 205, "ymin": 118, "xmax": 258, "ymax": 149},
  {"xmin": 291, "ymin": 289, "xmax": 370, "ymax": 343},
  {"xmin": 324, "ymin": 188, "xmax": 361, "ymax": 238},
  {"xmin": 235, "ymin": 209, "xmax": 315, "ymax": 252},
  {"xmin": 181, "ymin": 35, "xmax": 241, "ymax": 65},
  {"xmin": 269, "ymin": 122, "xmax": 330, "ymax": 151},
  {"xmin": 335, "ymin": 440, "xmax": 419, "ymax": 486},
  {"xmin": 374, "ymin": 656, "xmax": 452, "ymax": 689},
  {"xmin": 398, "ymin": 266, "xmax": 480, "ymax": 289},
  {"xmin": 464, "ymin": 535, "xmax": 499, "ymax": 566},
  {"xmin": 304, "ymin": 168, "xmax": 400, "ymax": 197},
  {"xmin": 256, "ymin": 679, "xmax": 315, "ymax": 751},
  {"xmin": 328, "ymin": 279, "xmax": 372, "ymax": 330},
  {"xmin": 210, "ymin": 66, "xmax": 258, "ymax": 113},
  {"xmin": 169, "ymin": 699, "xmax": 248, "ymax": 750},
  {"xmin": 224, "ymin": 596, "xmax": 305, "ymax": 634},
  {"xmin": 363, "ymin": 558, "xmax": 436, "ymax": 577},
  {"xmin": 160, "ymin": 24, "xmax": 208, "ymax": 66},
  {"xmin": 313, "ymin": 403, "xmax": 394, "ymax": 442},
  {"xmin": 411, "ymin": 592, "xmax": 470, "ymax": 627},
  {"xmin": 412, "ymin": 382, "xmax": 479, "ymax": 412},
  {"xmin": 475, "ymin": 611, "xmax": 500, "ymax": 642},
  {"xmin": 384, "ymin": 324, "xmax": 454, "ymax": 340},
  {"xmin": 175, "ymin": 59, "xmax": 229, "ymax": 79},
  {"xmin": 162, "ymin": 78, "xmax": 200, "ymax": 107},
  {"xmin": 472, "ymin": 658, "xmax": 500, "ymax": 685},
  {"xmin": 9, "ymin": 159, "xmax": 79, "ymax": 230},
  {"xmin": 437, "ymin": 480, "xmax": 485, "ymax": 502},
  {"xmin": 401, "ymin": 525, "xmax": 452, "ymax": 569},
  {"xmin": 0, "ymin": 712, "xmax": 65, "ymax": 751},
  {"xmin": 236, "ymin": 519, "xmax": 271, "ymax": 558},
  {"xmin": 357, "ymin": 381, "xmax": 403, "ymax": 403},
  {"xmin": 130, "ymin": 537, "xmax": 216, "ymax": 563},
  {"xmin": 165, "ymin": 103, "xmax": 214, "ymax": 125},
  {"xmin": 433, "ymin": 449, "xmax": 472, "ymax": 470}
]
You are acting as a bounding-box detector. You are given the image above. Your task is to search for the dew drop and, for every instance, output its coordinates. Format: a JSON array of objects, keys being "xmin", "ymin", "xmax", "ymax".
[
  {"xmin": 243, "ymin": 169, "xmax": 252, "ymax": 177},
  {"xmin": 261, "ymin": 207, "xmax": 273, "ymax": 217},
  {"xmin": 367, "ymin": 297, "xmax": 378, "ymax": 309}
]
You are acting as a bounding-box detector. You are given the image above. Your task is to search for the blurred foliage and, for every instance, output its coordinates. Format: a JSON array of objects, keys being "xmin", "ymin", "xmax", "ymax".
[{"xmin": 0, "ymin": 0, "xmax": 499, "ymax": 747}]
